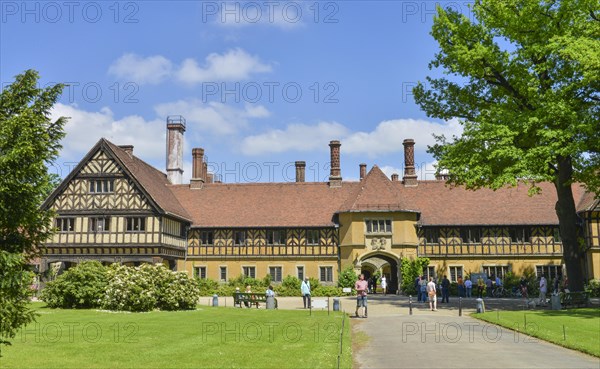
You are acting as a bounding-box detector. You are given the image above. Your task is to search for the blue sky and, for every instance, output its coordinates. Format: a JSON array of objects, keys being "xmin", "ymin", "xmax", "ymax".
[{"xmin": 1, "ymin": 1, "xmax": 468, "ymax": 183}]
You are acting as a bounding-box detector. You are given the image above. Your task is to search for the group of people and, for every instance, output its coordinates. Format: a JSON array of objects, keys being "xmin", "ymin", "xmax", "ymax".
[{"xmin": 367, "ymin": 275, "xmax": 388, "ymax": 295}]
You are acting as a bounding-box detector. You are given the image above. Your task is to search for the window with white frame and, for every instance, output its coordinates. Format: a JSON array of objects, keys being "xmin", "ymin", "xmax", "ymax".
[
  {"xmin": 536, "ymin": 265, "xmax": 562, "ymax": 280},
  {"xmin": 460, "ymin": 228, "xmax": 481, "ymax": 243},
  {"xmin": 219, "ymin": 266, "xmax": 227, "ymax": 282},
  {"xmin": 449, "ymin": 266, "xmax": 463, "ymax": 282},
  {"xmin": 482, "ymin": 265, "xmax": 509, "ymax": 279},
  {"xmin": 243, "ymin": 266, "xmax": 256, "ymax": 278},
  {"xmin": 365, "ymin": 219, "xmax": 392, "ymax": 233},
  {"xmin": 319, "ymin": 266, "xmax": 333, "ymax": 282},
  {"xmin": 509, "ymin": 227, "xmax": 531, "ymax": 243},
  {"xmin": 269, "ymin": 266, "xmax": 282, "ymax": 282},
  {"xmin": 234, "ymin": 231, "xmax": 246, "ymax": 245},
  {"xmin": 89, "ymin": 179, "xmax": 114, "ymax": 193},
  {"xmin": 424, "ymin": 228, "xmax": 439, "ymax": 244},
  {"xmin": 126, "ymin": 217, "xmax": 146, "ymax": 232},
  {"xmin": 194, "ymin": 266, "xmax": 206, "ymax": 279},
  {"xmin": 423, "ymin": 266, "xmax": 435, "ymax": 279},
  {"xmin": 56, "ymin": 217, "xmax": 75, "ymax": 232},
  {"xmin": 200, "ymin": 231, "xmax": 213, "ymax": 245},
  {"xmin": 89, "ymin": 217, "xmax": 110, "ymax": 232},
  {"xmin": 266, "ymin": 230, "xmax": 284, "ymax": 245}
]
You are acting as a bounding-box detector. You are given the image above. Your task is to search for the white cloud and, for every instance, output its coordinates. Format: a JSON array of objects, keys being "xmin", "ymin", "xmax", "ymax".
[
  {"xmin": 343, "ymin": 118, "xmax": 463, "ymax": 158},
  {"xmin": 176, "ymin": 48, "xmax": 272, "ymax": 85},
  {"xmin": 154, "ymin": 99, "xmax": 271, "ymax": 136},
  {"xmin": 240, "ymin": 121, "xmax": 349, "ymax": 155},
  {"xmin": 50, "ymin": 103, "xmax": 170, "ymax": 167},
  {"xmin": 107, "ymin": 53, "xmax": 172, "ymax": 85}
]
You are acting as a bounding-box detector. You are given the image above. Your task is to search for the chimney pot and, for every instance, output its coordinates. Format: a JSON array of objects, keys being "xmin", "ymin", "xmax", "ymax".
[
  {"xmin": 402, "ymin": 139, "xmax": 418, "ymax": 187},
  {"xmin": 359, "ymin": 163, "xmax": 367, "ymax": 181},
  {"xmin": 328, "ymin": 140, "xmax": 342, "ymax": 187},
  {"xmin": 391, "ymin": 173, "xmax": 399, "ymax": 181},
  {"xmin": 295, "ymin": 161, "xmax": 306, "ymax": 182}
]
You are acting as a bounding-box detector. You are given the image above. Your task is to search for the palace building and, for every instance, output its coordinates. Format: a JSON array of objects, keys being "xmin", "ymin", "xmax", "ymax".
[{"xmin": 40, "ymin": 116, "xmax": 600, "ymax": 292}]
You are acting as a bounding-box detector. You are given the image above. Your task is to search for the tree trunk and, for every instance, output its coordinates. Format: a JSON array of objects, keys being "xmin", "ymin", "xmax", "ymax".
[{"xmin": 554, "ymin": 156, "xmax": 585, "ymax": 292}]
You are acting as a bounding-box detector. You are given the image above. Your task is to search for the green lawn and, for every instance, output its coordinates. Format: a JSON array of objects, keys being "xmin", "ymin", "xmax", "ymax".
[
  {"xmin": 473, "ymin": 308, "xmax": 600, "ymax": 357},
  {"xmin": 0, "ymin": 303, "xmax": 352, "ymax": 368}
]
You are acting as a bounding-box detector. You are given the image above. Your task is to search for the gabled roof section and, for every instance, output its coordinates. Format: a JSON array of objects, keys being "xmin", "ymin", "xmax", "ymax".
[
  {"xmin": 397, "ymin": 180, "xmax": 588, "ymax": 226},
  {"xmin": 341, "ymin": 165, "xmax": 417, "ymax": 213},
  {"xmin": 169, "ymin": 181, "xmax": 360, "ymax": 227},
  {"xmin": 43, "ymin": 139, "xmax": 191, "ymax": 222},
  {"xmin": 576, "ymin": 190, "xmax": 599, "ymax": 213}
]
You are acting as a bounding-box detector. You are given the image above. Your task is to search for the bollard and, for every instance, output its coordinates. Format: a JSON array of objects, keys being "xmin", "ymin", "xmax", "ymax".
[
  {"xmin": 212, "ymin": 294, "xmax": 219, "ymax": 307},
  {"xmin": 459, "ymin": 297, "xmax": 462, "ymax": 316},
  {"xmin": 266, "ymin": 296, "xmax": 275, "ymax": 309},
  {"xmin": 476, "ymin": 298, "xmax": 485, "ymax": 313},
  {"xmin": 409, "ymin": 295, "xmax": 413, "ymax": 315},
  {"xmin": 333, "ymin": 297, "xmax": 340, "ymax": 311}
]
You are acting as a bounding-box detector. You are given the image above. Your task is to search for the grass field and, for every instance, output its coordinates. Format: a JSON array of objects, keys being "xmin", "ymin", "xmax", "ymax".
[
  {"xmin": 473, "ymin": 308, "xmax": 600, "ymax": 357},
  {"xmin": 0, "ymin": 303, "xmax": 352, "ymax": 368}
]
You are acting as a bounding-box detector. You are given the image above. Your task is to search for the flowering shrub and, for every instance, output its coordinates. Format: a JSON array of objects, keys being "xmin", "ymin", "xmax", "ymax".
[
  {"xmin": 41, "ymin": 261, "xmax": 108, "ymax": 308},
  {"xmin": 102, "ymin": 263, "xmax": 199, "ymax": 312}
]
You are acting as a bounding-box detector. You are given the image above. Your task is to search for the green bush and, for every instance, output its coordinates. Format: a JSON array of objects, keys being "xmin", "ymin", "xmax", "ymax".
[
  {"xmin": 41, "ymin": 261, "xmax": 108, "ymax": 309},
  {"xmin": 337, "ymin": 266, "xmax": 358, "ymax": 288},
  {"xmin": 585, "ymin": 279, "xmax": 600, "ymax": 297},
  {"xmin": 400, "ymin": 257, "xmax": 430, "ymax": 295},
  {"xmin": 312, "ymin": 286, "xmax": 343, "ymax": 297},
  {"xmin": 282, "ymin": 275, "xmax": 301, "ymax": 290},
  {"xmin": 197, "ymin": 278, "xmax": 220, "ymax": 295}
]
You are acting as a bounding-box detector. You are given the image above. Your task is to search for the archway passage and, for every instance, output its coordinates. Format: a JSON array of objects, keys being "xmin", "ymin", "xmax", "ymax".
[{"xmin": 360, "ymin": 253, "xmax": 399, "ymax": 294}]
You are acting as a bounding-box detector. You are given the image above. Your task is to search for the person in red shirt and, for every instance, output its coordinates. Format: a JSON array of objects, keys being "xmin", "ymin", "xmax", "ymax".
[{"xmin": 355, "ymin": 274, "xmax": 369, "ymax": 318}]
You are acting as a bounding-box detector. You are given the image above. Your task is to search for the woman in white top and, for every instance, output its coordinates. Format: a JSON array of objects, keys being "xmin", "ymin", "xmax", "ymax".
[{"xmin": 380, "ymin": 276, "xmax": 387, "ymax": 295}]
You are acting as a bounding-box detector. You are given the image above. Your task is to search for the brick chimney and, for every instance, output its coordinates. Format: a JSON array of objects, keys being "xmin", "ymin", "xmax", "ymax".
[
  {"xmin": 328, "ymin": 140, "xmax": 342, "ymax": 188},
  {"xmin": 191, "ymin": 148, "xmax": 205, "ymax": 189},
  {"xmin": 391, "ymin": 173, "xmax": 399, "ymax": 182},
  {"xmin": 359, "ymin": 163, "xmax": 367, "ymax": 181},
  {"xmin": 402, "ymin": 139, "xmax": 418, "ymax": 187},
  {"xmin": 436, "ymin": 172, "xmax": 449, "ymax": 181},
  {"xmin": 118, "ymin": 145, "xmax": 134, "ymax": 157},
  {"xmin": 166, "ymin": 115, "xmax": 186, "ymax": 185},
  {"xmin": 295, "ymin": 161, "xmax": 306, "ymax": 182}
]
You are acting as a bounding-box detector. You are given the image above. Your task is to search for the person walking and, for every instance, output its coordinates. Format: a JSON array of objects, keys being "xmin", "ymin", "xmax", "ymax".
[
  {"xmin": 485, "ymin": 276, "xmax": 493, "ymax": 298},
  {"xmin": 420, "ymin": 276, "xmax": 428, "ymax": 303},
  {"xmin": 457, "ymin": 275, "xmax": 464, "ymax": 298},
  {"xmin": 301, "ymin": 277, "xmax": 311, "ymax": 309},
  {"xmin": 477, "ymin": 276, "xmax": 485, "ymax": 298},
  {"xmin": 465, "ymin": 278, "xmax": 472, "ymax": 298},
  {"xmin": 355, "ymin": 274, "xmax": 369, "ymax": 318},
  {"xmin": 381, "ymin": 275, "xmax": 387, "ymax": 295},
  {"xmin": 539, "ymin": 275, "xmax": 548, "ymax": 306},
  {"xmin": 427, "ymin": 277, "xmax": 437, "ymax": 311},
  {"xmin": 415, "ymin": 276, "xmax": 422, "ymax": 302},
  {"xmin": 441, "ymin": 275, "xmax": 450, "ymax": 303}
]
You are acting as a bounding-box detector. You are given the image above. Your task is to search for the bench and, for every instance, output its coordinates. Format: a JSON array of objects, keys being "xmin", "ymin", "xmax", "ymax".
[
  {"xmin": 560, "ymin": 291, "xmax": 590, "ymax": 308},
  {"xmin": 233, "ymin": 292, "xmax": 277, "ymax": 309}
]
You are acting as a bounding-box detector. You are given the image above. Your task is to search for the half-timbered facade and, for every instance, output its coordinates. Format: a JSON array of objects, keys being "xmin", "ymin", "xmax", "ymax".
[{"xmin": 40, "ymin": 118, "xmax": 600, "ymax": 290}]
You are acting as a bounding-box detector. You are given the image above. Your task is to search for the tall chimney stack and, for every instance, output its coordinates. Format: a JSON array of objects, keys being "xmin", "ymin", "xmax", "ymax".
[
  {"xmin": 191, "ymin": 148, "xmax": 205, "ymax": 189},
  {"xmin": 359, "ymin": 163, "xmax": 367, "ymax": 181},
  {"xmin": 295, "ymin": 161, "xmax": 306, "ymax": 182},
  {"xmin": 328, "ymin": 140, "xmax": 342, "ymax": 188},
  {"xmin": 166, "ymin": 115, "xmax": 186, "ymax": 185},
  {"xmin": 402, "ymin": 139, "xmax": 418, "ymax": 187}
]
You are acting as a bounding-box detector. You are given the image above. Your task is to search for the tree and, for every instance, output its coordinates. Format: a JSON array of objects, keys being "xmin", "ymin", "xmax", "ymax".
[
  {"xmin": 0, "ymin": 70, "xmax": 66, "ymax": 352},
  {"xmin": 413, "ymin": 0, "xmax": 599, "ymax": 292}
]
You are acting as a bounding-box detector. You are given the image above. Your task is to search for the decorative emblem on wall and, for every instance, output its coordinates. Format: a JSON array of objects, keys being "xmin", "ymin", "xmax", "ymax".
[{"xmin": 371, "ymin": 238, "xmax": 387, "ymax": 250}]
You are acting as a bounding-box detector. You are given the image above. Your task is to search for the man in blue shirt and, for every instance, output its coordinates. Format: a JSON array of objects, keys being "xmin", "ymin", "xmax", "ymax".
[{"xmin": 301, "ymin": 277, "xmax": 311, "ymax": 309}]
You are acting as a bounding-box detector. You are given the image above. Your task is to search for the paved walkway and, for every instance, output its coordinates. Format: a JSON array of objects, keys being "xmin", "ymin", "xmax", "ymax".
[{"xmin": 351, "ymin": 294, "xmax": 600, "ymax": 369}]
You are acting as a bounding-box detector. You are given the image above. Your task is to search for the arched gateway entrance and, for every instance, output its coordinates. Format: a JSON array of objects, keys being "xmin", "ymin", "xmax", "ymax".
[{"xmin": 358, "ymin": 252, "xmax": 399, "ymax": 294}]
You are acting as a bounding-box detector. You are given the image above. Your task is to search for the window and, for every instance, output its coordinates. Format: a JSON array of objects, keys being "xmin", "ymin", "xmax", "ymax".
[
  {"xmin": 297, "ymin": 266, "xmax": 304, "ymax": 280},
  {"xmin": 510, "ymin": 227, "xmax": 531, "ymax": 243},
  {"xmin": 194, "ymin": 266, "xmax": 206, "ymax": 279},
  {"xmin": 319, "ymin": 266, "xmax": 333, "ymax": 282},
  {"xmin": 365, "ymin": 219, "xmax": 392, "ymax": 233},
  {"xmin": 269, "ymin": 266, "xmax": 282, "ymax": 282},
  {"xmin": 234, "ymin": 231, "xmax": 246, "ymax": 245},
  {"xmin": 449, "ymin": 266, "xmax": 463, "ymax": 282},
  {"xmin": 243, "ymin": 266, "xmax": 256, "ymax": 278},
  {"xmin": 536, "ymin": 265, "xmax": 562, "ymax": 280},
  {"xmin": 424, "ymin": 228, "xmax": 439, "ymax": 244},
  {"xmin": 220, "ymin": 266, "xmax": 227, "ymax": 282},
  {"xmin": 266, "ymin": 230, "xmax": 284, "ymax": 245},
  {"xmin": 552, "ymin": 228, "xmax": 561, "ymax": 242},
  {"xmin": 200, "ymin": 231, "xmax": 214, "ymax": 245},
  {"xmin": 482, "ymin": 265, "xmax": 509, "ymax": 279},
  {"xmin": 460, "ymin": 228, "xmax": 481, "ymax": 243},
  {"xmin": 89, "ymin": 179, "xmax": 114, "ymax": 193},
  {"xmin": 126, "ymin": 217, "xmax": 145, "ymax": 232},
  {"xmin": 56, "ymin": 218, "xmax": 75, "ymax": 232},
  {"xmin": 89, "ymin": 217, "xmax": 110, "ymax": 232},
  {"xmin": 423, "ymin": 266, "xmax": 435, "ymax": 279},
  {"xmin": 306, "ymin": 229, "xmax": 320, "ymax": 245}
]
